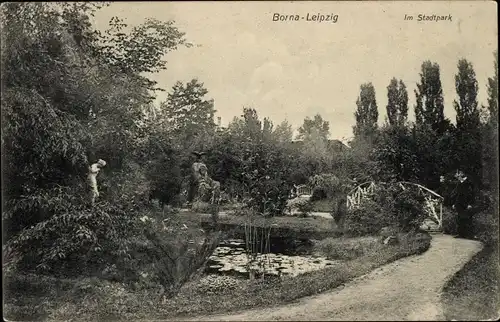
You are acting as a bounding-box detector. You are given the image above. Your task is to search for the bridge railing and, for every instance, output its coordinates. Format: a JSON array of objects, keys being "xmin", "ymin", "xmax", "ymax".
[
  {"xmin": 295, "ymin": 184, "xmax": 312, "ymax": 197},
  {"xmin": 346, "ymin": 181, "xmax": 444, "ymax": 230}
]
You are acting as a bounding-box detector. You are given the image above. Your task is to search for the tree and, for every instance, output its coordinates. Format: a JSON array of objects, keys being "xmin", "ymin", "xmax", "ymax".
[
  {"xmin": 386, "ymin": 78, "xmax": 408, "ymax": 127},
  {"xmin": 373, "ymin": 125, "xmax": 419, "ymax": 182},
  {"xmin": 485, "ymin": 50, "xmax": 498, "ymax": 125},
  {"xmin": 414, "ymin": 61, "xmax": 447, "ymax": 133},
  {"xmin": 1, "ymin": 2, "xmax": 190, "ymax": 274},
  {"xmin": 297, "ymin": 114, "xmax": 330, "ymax": 141},
  {"xmin": 272, "ymin": 119, "xmax": 294, "ymax": 143},
  {"xmin": 480, "ymin": 50, "xmax": 499, "ymax": 227},
  {"xmin": 353, "ymin": 83, "xmax": 379, "ymax": 138},
  {"xmin": 262, "ymin": 117, "xmax": 274, "ymax": 142},
  {"xmin": 96, "ymin": 16, "xmax": 191, "ymax": 75},
  {"xmin": 225, "ymin": 108, "xmax": 294, "ymax": 215},
  {"xmin": 454, "ymin": 59, "xmax": 480, "ymax": 132},
  {"xmin": 453, "ymin": 59, "xmax": 482, "ymax": 195},
  {"xmin": 162, "ymin": 79, "xmax": 216, "ymax": 139}
]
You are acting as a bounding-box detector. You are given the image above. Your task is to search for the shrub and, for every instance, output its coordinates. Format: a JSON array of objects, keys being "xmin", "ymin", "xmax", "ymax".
[
  {"xmin": 145, "ymin": 148, "xmax": 183, "ymax": 208},
  {"xmin": 296, "ymin": 199, "xmax": 314, "ymax": 217},
  {"xmin": 308, "ymin": 173, "xmax": 342, "ymax": 201},
  {"xmin": 286, "ymin": 198, "xmax": 313, "ymax": 217},
  {"xmin": 442, "ymin": 207, "xmax": 458, "ymax": 235},
  {"xmin": 193, "ymin": 275, "xmax": 241, "ymax": 295},
  {"xmin": 342, "ymin": 183, "xmax": 430, "ymax": 237},
  {"xmin": 239, "ymin": 141, "xmax": 295, "ymax": 217},
  {"xmin": 392, "ymin": 188, "xmax": 427, "ymax": 231},
  {"xmin": 472, "ymin": 210, "xmax": 499, "ymax": 245},
  {"xmin": 3, "ymin": 185, "xmax": 143, "ymax": 278},
  {"xmin": 122, "ymin": 216, "xmax": 221, "ymax": 296},
  {"xmin": 191, "ymin": 201, "xmax": 212, "ymax": 213},
  {"xmin": 343, "ymin": 199, "xmax": 395, "ymax": 236}
]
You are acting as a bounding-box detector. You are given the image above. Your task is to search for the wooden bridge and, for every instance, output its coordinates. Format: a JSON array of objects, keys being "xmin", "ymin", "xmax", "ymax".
[
  {"xmin": 346, "ymin": 181, "xmax": 444, "ymax": 232},
  {"xmin": 294, "ymin": 184, "xmax": 312, "ymax": 198}
]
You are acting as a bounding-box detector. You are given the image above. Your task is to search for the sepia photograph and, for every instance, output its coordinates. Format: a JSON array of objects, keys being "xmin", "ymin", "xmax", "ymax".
[{"xmin": 1, "ymin": 1, "xmax": 498, "ymax": 321}]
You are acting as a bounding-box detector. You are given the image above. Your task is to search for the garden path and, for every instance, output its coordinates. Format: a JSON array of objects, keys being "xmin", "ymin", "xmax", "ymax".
[{"xmin": 185, "ymin": 234, "xmax": 482, "ymax": 321}]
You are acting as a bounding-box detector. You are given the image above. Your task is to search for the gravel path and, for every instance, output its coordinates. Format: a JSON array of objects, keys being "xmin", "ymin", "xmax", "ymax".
[{"xmin": 186, "ymin": 234, "xmax": 482, "ymax": 321}]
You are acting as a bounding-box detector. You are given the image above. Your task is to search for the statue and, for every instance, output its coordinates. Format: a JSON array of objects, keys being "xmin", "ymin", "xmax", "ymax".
[
  {"xmin": 88, "ymin": 159, "xmax": 106, "ymax": 205},
  {"xmin": 187, "ymin": 152, "xmax": 221, "ymax": 205}
]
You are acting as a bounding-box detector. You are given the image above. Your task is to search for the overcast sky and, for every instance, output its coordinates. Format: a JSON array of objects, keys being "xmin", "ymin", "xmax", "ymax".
[{"xmin": 92, "ymin": 1, "xmax": 497, "ymax": 141}]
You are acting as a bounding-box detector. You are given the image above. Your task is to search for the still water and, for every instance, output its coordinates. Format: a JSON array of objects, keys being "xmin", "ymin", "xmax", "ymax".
[{"xmin": 205, "ymin": 239, "xmax": 341, "ymax": 278}]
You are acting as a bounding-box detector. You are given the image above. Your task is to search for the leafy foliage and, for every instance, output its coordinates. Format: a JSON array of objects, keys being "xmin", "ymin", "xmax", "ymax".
[
  {"xmin": 308, "ymin": 173, "xmax": 342, "ymax": 200},
  {"xmin": 414, "ymin": 61, "xmax": 447, "ymax": 134},
  {"xmin": 1, "ymin": 2, "xmax": 193, "ymax": 279},
  {"xmin": 273, "ymin": 120, "xmax": 294, "ymax": 143},
  {"xmin": 343, "ymin": 199, "xmax": 393, "ymax": 237},
  {"xmin": 392, "ymin": 188, "xmax": 427, "ymax": 231},
  {"xmin": 386, "ymin": 78, "xmax": 408, "ymax": 127},
  {"xmin": 343, "ymin": 184, "xmax": 428, "ymax": 236},
  {"xmin": 297, "ymin": 114, "xmax": 330, "ymax": 141},
  {"xmin": 354, "ymin": 83, "xmax": 379, "ymax": 138},
  {"xmin": 485, "ymin": 50, "xmax": 498, "ymax": 124},
  {"xmin": 452, "ymin": 59, "xmax": 482, "ymax": 207},
  {"xmin": 161, "ymin": 79, "xmax": 216, "ymax": 141}
]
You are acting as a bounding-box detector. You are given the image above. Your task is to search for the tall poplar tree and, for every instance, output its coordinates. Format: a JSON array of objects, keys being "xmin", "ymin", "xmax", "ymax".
[
  {"xmin": 386, "ymin": 78, "xmax": 408, "ymax": 127},
  {"xmin": 486, "ymin": 50, "xmax": 498, "ymax": 125},
  {"xmin": 453, "ymin": 59, "xmax": 481, "ymax": 201},
  {"xmin": 414, "ymin": 61, "xmax": 446, "ymax": 133},
  {"xmin": 454, "ymin": 59, "xmax": 480, "ymax": 132},
  {"xmin": 353, "ymin": 82, "xmax": 378, "ymax": 138}
]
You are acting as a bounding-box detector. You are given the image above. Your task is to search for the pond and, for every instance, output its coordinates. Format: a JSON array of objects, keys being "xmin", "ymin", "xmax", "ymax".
[{"xmin": 205, "ymin": 238, "xmax": 342, "ymax": 279}]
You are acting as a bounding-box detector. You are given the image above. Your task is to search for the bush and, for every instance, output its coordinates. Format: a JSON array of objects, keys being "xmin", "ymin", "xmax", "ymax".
[
  {"xmin": 145, "ymin": 148, "xmax": 183, "ymax": 208},
  {"xmin": 442, "ymin": 207, "xmax": 458, "ymax": 235},
  {"xmin": 392, "ymin": 188, "xmax": 427, "ymax": 231},
  {"xmin": 343, "ymin": 199, "xmax": 394, "ymax": 237},
  {"xmin": 191, "ymin": 201, "xmax": 212, "ymax": 213},
  {"xmin": 308, "ymin": 173, "xmax": 342, "ymax": 201},
  {"xmin": 231, "ymin": 208, "xmax": 256, "ymax": 218},
  {"xmin": 296, "ymin": 199, "xmax": 314, "ymax": 217},
  {"xmin": 119, "ymin": 215, "xmax": 221, "ymax": 296},
  {"xmin": 3, "ymin": 189, "xmax": 142, "ymax": 278},
  {"xmin": 342, "ymin": 184, "xmax": 429, "ymax": 236},
  {"xmin": 193, "ymin": 275, "xmax": 241, "ymax": 295},
  {"xmin": 472, "ymin": 210, "xmax": 499, "ymax": 245},
  {"xmin": 286, "ymin": 198, "xmax": 313, "ymax": 217}
]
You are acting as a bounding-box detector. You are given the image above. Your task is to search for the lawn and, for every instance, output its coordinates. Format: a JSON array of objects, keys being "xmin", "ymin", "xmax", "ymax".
[
  {"xmin": 441, "ymin": 244, "xmax": 499, "ymax": 321},
  {"xmin": 197, "ymin": 210, "xmax": 340, "ymax": 239},
  {"xmin": 3, "ymin": 230, "xmax": 431, "ymax": 321},
  {"xmin": 311, "ymin": 198, "xmax": 335, "ymax": 212}
]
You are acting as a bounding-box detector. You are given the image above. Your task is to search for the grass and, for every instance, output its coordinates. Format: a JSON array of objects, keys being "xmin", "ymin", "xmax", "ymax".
[
  {"xmin": 197, "ymin": 211, "xmax": 339, "ymax": 239},
  {"xmin": 441, "ymin": 244, "xmax": 500, "ymax": 321},
  {"xmin": 3, "ymin": 231, "xmax": 431, "ymax": 321},
  {"xmin": 311, "ymin": 198, "xmax": 335, "ymax": 213},
  {"xmin": 314, "ymin": 235, "xmax": 383, "ymax": 260}
]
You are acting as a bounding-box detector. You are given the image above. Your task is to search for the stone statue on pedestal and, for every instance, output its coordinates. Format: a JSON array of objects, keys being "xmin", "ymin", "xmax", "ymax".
[{"xmin": 187, "ymin": 152, "xmax": 221, "ymax": 205}]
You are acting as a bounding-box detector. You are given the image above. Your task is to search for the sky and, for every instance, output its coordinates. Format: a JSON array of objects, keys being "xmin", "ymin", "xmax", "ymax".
[{"xmin": 91, "ymin": 1, "xmax": 498, "ymax": 142}]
